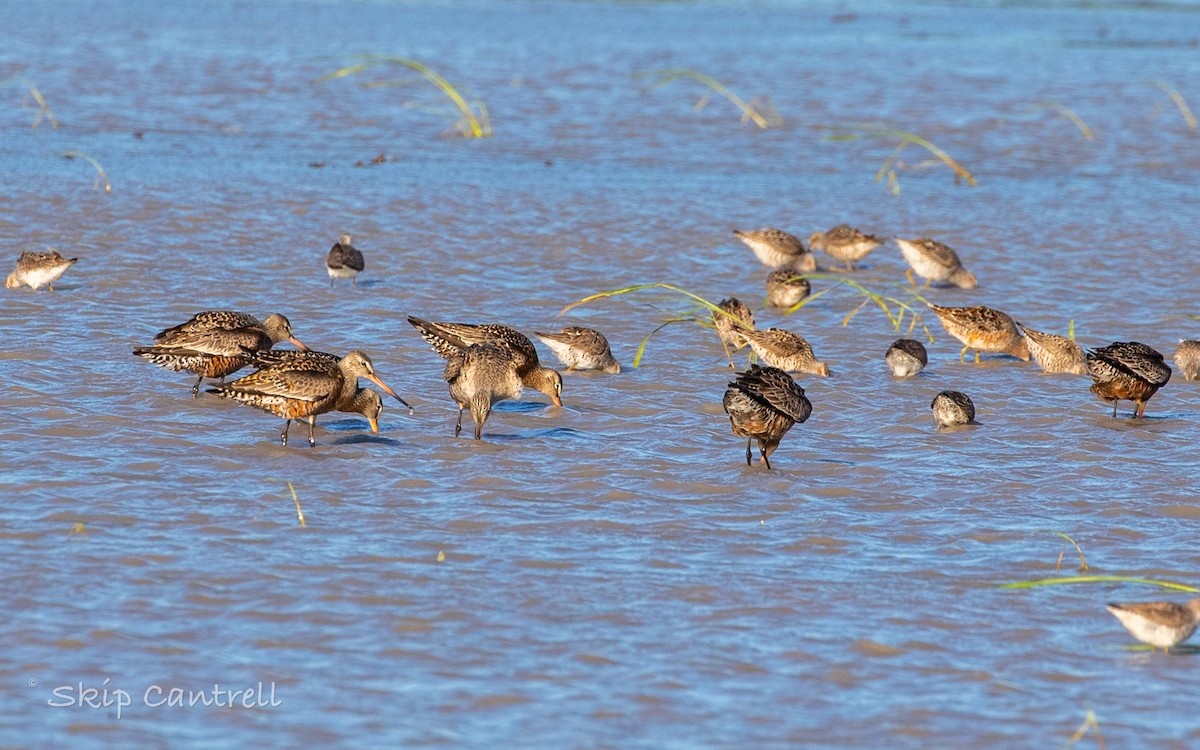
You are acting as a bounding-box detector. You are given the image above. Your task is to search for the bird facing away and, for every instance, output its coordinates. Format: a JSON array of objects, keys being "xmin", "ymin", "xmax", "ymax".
[
  {"xmin": 894, "ymin": 237, "xmax": 977, "ymax": 289},
  {"xmin": 722, "ymin": 365, "xmax": 812, "ymax": 470},
  {"xmin": 733, "ymin": 228, "xmax": 817, "ymax": 272},
  {"xmin": 209, "ymin": 350, "xmax": 409, "ymax": 446},
  {"xmin": 326, "ymin": 233, "xmax": 365, "ymax": 288},
  {"xmin": 885, "ymin": 338, "xmax": 928, "ymax": 377},
  {"xmin": 712, "ymin": 297, "xmax": 756, "ymax": 365},
  {"xmin": 1173, "ymin": 340, "xmax": 1200, "ymax": 381},
  {"xmin": 134, "ymin": 311, "xmax": 308, "ymax": 398},
  {"xmin": 1086, "ymin": 341, "xmax": 1171, "ymax": 419},
  {"xmin": 808, "ymin": 225, "xmax": 881, "ymax": 271},
  {"xmin": 445, "ymin": 343, "xmax": 525, "ymax": 440},
  {"xmin": 6, "ymin": 250, "xmax": 78, "ymax": 291},
  {"xmin": 1017, "ymin": 322, "xmax": 1087, "ymax": 375},
  {"xmin": 533, "ymin": 327, "xmax": 621, "ymax": 374},
  {"xmin": 1106, "ymin": 598, "xmax": 1200, "ymax": 652},
  {"xmin": 741, "ymin": 328, "xmax": 830, "ymax": 377},
  {"xmin": 931, "ymin": 390, "xmax": 975, "ymax": 429},
  {"xmin": 928, "ymin": 304, "xmax": 1030, "ymax": 363},
  {"xmin": 407, "ymin": 316, "xmax": 563, "ymax": 406},
  {"xmin": 764, "ymin": 269, "xmax": 811, "ymax": 310}
]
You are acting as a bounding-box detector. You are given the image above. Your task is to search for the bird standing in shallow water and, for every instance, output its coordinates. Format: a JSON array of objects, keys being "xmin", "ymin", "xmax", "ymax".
[
  {"xmin": 733, "ymin": 228, "xmax": 817, "ymax": 272},
  {"xmin": 134, "ymin": 311, "xmax": 308, "ymax": 398},
  {"xmin": 740, "ymin": 328, "xmax": 830, "ymax": 377},
  {"xmin": 209, "ymin": 350, "xmax": 410, "ymax": 446},
  {"xmin": 1017, "ymin": 322, "xmax": 1087, "ymax": 375},
  {"xmin": 894, "ymin": 237, "xmax": 977, "ymax": 289},
  {"xmin": 6, "ymin": 249, "xmax": 78, "ymax": 291},
  {"xmin": 928, "ymin": 304, "xmax": 1029, "ymax": 363},
  {"xmin": 242, "ymin": 350, "xmax": 399, "ymax": 433},
  {"xmin": 808, "ymin": 225, "xmax": 881, "ymax": 271},
  {"xmin": 407, "ymin": 316, "xmax": 563, "ymax": 406},
  {"xmin": 931, "ymin": 391, "xmax": 974, "ymax": 428},
  {"xmin": 885, "ymin": 339, "xmax": 928, "ymax": 377},
  {"xmin": 722, "ymin": 365, "xmax": 812, "ymax": 470},
  {"xmin": 534, "ymin": 327, "xmax": 620, "ymax": 374},
  {"xmin": 1173, "ymin": 340, "xmax": 1200, "ymax": 380},
  {"xmin": 326, "ymin": 233, "xmax": 364, "ymax": 288},
  {"xmin": 1106, "ymin": 598, "xmax": 1200, "ymax": 653},
  {"xmin": 444, "ymin": 343, "xmax": 525, "ymax": 440},
  {"xmin": 1086, "ymin": 341, "xmax": 1171, "ymax": 419},
  {"xmin": 764, "ymin": 269, "xmax": 811, "ymax": 310}
]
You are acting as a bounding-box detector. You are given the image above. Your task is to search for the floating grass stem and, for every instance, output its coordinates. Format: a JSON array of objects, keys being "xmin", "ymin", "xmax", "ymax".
[
  {"xmin": 636, "ymin": 69, "xmax": 781, "ymax": 129},
  {"xmin": 1062, "ymin": 710, "xmax": 1105, "ymax": 750},
  {"xmin": 1, "ymin": 76, "xmax": 59, "ymax": 128},
  {"xmin": 1000, "ymin": 575, "xmax": 1198, "ymax": 592},
  {"xmin": 828, "ymin": 124, "xmax": 976, "ymax": 194},
  {"xmin": 1150, "ymin": 80, "xmax": 1197, "ymax": 130},
  {"xmin": 317, "ymin": 56, "xmax": 491, "ymax": 138},
  {"xmin": 63, "ymin": 151, "xmax": 111, "ymax": 192},
  {"xmin": 1031, "ymin": 101, "xmax": 1094, "ymax": 139},
  {"xmin": 287, "ymin": 482, "xmax": 306, "ymax": 528}
]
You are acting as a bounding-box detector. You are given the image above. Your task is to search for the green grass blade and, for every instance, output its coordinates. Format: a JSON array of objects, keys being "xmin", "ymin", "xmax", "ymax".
[
  {"xmin": 1031, "ymin": 101, "xmax": 1094, "ymax": 139},
  {"xmin": 1000, "ymin": 575, "xmax": 1198, "ymax": 592}
]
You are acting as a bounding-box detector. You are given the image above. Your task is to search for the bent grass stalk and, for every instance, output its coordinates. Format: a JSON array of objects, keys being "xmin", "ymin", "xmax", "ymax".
[
  {"xmin": 1000, "ymin": 575, "xmax": 1198, "ymax": 592},
  {"xmin": 1, "ymin": 76, "xmax": 59, "ymax": 128},
  {"xmin": 828, "ymin": 124, "xmax": 976, "ymax": 195},
  {"xmin": 1062, "ymin": 710, "xmax": 1105, "ymax": 750},
  {"xmin": 317, "ymin": 56, "xmax": 491, "ymax": 138},
  {"xmin": 1031, "ymin": 101, "xmax": 1094, "ymax": 139},
  {"xmin": 287, "ymin": 482, "xmax": 306, "ymax": 527},
  {"xmin": 636, "ymin": 69, "xmax": 781, "ymax": 129},
  {"xmin": 1053, "ymin": 532, "xmax": 1088, "ymax": 573},
  {"xmin": 63, "ymin": 151, "xmax": 112, "ymax": 192},
  {"xmin": 1150, "ymin": 80, "xmax": 1197, "ymax": 130}
]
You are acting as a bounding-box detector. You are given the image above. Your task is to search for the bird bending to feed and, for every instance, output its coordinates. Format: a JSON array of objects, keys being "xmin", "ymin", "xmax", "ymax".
[
  {"xmin": 1173, "ymin": 340, "xmax": 1200, "ymax": 381},
  {"xmin": 407, "ymin": 316, "xmax": 563, "ymax": 406},
  {"xmin": 712, "ymin": 297, "xmax": 756, "ymax": 365},
  {"xmin": 733, "ymin": 228, "xmax": 816, "ymax": 272},
  {"xmin": 741, "ymin": 328, "xmax": 830, "ymax": 377},
  {"xmin": 209, "ymin": 350, "xmax": 409, "ymax": 446},
  {"xmin": 808, "ymin": 224, "xmax": 881, "ymax": 271},
  {"xmin": 6, "ymin": 249, "xmax": 78, "ymax": 291},
  {"xmin": 885, "ymin": 338, "xmax": 928, "ymax": 377},
  {"xmin": 1106, "ymin": 598, "xmax": 1200, "ymax": 653},
  {"xmin": 1017, "ymin": 322, "xmax": 1086, "ymax": 375},
  {"xmin": 533, "ymin": 326, "xmax": 620, "ymax": 374},
  {"xmin": 326, "ymin": 233, "xmax": 364, "ymax": 288},
  {"xmin": 445, "ymin": 343, "xmax": 525, "ymax": 440},
  {"xmin": 894, "ymin": 237, "xmax": 977, "ymax": 289},
  {"xmin": 931, "ymin": 390, "xmax": 974, "ymax": 429},
  {"xmin": 928, "ymin": 304, "xmax": 1030, "ymax": 363},
  {"xmin": 764, "ymin": 269, "xmax": 811, "ymax": 310},
  {"xmin": 722, "ymin": 365, "xmax": 812, "ymax": 470},
  {"xmin": 133, "ymin": 311, "xmax": 308, "ymax": 398},
  {"xmin": 1086, "ymin": 341, "xmax": 1170, "ymax": 419}
]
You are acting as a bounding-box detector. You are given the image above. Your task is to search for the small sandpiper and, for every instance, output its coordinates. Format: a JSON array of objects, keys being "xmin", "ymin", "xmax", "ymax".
[
  {"xmin": 894, "ymin": 237, "xmax": 977, "ymax": 289},
  {"xmin": 733, "ymin": 228, "xmax": 816, "ymax": 272},
  {"xmin": 764, "ymin": 269, "xmax": 811, "ymax": 310},
  {"xmin": 326, "ymin": 233, "xmax": 365, "ymax": 288},
  {"xmin": 928, "ymin": 304, "xmax": 1030, "ymax": 363},
  {"xmin": 885, "ymin": 339, "xmax": 928, "ymax": 377},
  {"xmin": 1106, "ymin": 598, "xmax": 1200, "ymax": 653},
  {"xmin": 1017, "ymin": 322, "xmax": 1087, "ymax": 375},
  {"xmin": 534, "ymin": 327, "xmax": 621, "ymax": 374},
  {"xmin": 1172, "ymin": 340, "xmax": 1200, "ymax": 380},
  {"xmin": 6, "ymin": 249, "xmax": 78, "ymax": 291},
  {"xmin": 741, "ymin": 328, "xmax": 830, "ymax": 377},
  {"xmin": 931, "ymin": 391, "xmax": 974, "ymax": 429},
  {"xmin": 808, "ymin": 225, "xmax": 881, "ymax": 271}
]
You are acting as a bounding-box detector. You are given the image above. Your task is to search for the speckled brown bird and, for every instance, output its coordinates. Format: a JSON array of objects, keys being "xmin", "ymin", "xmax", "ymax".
[
  {"xmin": 134, "ymin": 311, "xmax": 308, "ymax": 398},
  {"xmin": 764, "ymin": 269, "xmax": 811, "ymax": 310},
  {"xmin": 444, "ymin": 343, "xmax": 525, "ymax": 440},
  {"xmin": 741, "ymin": 328, "xmax": 830, "ymax": 377},
  {"xmin": 1107, "ymin": 598, "xmax": 1200, "ymax": 652},
  {"xmin": 326, "ymin": 233, "xmax": 364, "ymax": 288},
  {"xmin": 1173, "ymin": 340, "xmax": 1200, "ymax": 381},
  {"xmin": 928, "ymin": 304, "xmax": 1030, "ymax": 363},
  {"xmin": 722, "ymin": 365, "xmax": 812, "ymax": 469},
  {"xmin": 209, "ymin": 350, "xmax": 409, "ymax": 446},
  {"xmin": 1086, "ymin": 341, "xmax": 1171, "ymax": 419},
  {"xmin": 931, "ymin": 390, "xmax": 975, "ymax": 429},
  {"xmin": 712, "ymin": 297, "xmax": 756, "ymax": 364},
  {"xmin": 5, "ymin": 249, "xmax": 78, "ymax": 291},
  {"xmin": 895, "ymin": 237, "xmax": 977, "ymax": 289},
  {"xmin": 885, "ymin": 339, "xmax": 928, "ymax": 377},
  {"xmin": 733, "ymin": 228, "xmax": 817, "ymax": 272},
  {"xmin": 808, "ymin": 224, "xmax": 881, "ymax": 271},
  {"xmin": 533, "ymin": 326, "xmax": 620, "ymax": 374},
  {"xmin": 1017, "ymin": 322, "xmax": 1087, "ymax": 375},
  {"xmin": 408, "ymin": 316, "xmax": 563, "ymax": 406}
]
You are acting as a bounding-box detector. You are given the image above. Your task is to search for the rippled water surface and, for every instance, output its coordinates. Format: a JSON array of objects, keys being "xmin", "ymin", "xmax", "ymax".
[{"xmin": 4, "ymin": 0, "xmax": 1200, "ymax": 746}]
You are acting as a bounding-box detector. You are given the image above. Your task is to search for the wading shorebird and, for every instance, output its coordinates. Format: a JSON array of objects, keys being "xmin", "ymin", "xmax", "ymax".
[
  {"xmin": 741, "ymin": 328, "xmax": 830, "ymax": 377},
  {"xmin": 1172, "ymin": 340, "xmax": 1200, "ymax": 381},
  {"xmin": 407, "ymin": 316, "xmax": 563, "ymax": 406},
  {"xmin": 764, "ymin": 268, "xmax": 811, "ymax": 310},
  {"xmin": 928, "ymin": 304, "xmax": 1029, "ymax": 363},
  {"xmin": 533, "ymin": 326, "xmax": 621, "ymax": 374},
  {"xmin": 1106, "ymin": 598, "xmax": 1200, "ymax": 653},
  {"xmin": 712, "ymin": 297, "xmax": 756, "ymax": 365},
  {"xmin": 1086, "ymin": 341, "xmax": 1171, "ymax": 419},
  {"xmin": 444, "ymin": 343, "xmax": 524, "ymax": 440},
  {"xmin": 733, "ymin": 228, "xmax": 817, "ymax": 272},
  {"xmin": 326, "ymin": 233, "xmax": 364, "ymax": 288},
  {"xmin": 1017, "ymin": 322, "xmax": 1087, "ymax": 375},
  {"xmin": 5, "ymin": 249, "xmax": 78, "ymax": 291},
  {"xmin": 134, "ymin": 311, "xmax": 307, "ymax": 398},
  {"xmin": 894, "ymin": 237, "xmax": 977, "ymax": 289},
  {"xmin": 931, "ymin": 390, "xmax": 975, "ymax": 429},
  {"xmin": 722, "ymin": 365, "xmax": 812, "ymax": 470},
  {"xmin": 885, "ymin": 339, "xmax": 928, "ymax": 377},
  {"xmin": 808, "ymin": 224, "xmax": 881, "ymax": 271},
  {"xmin": 209, "ymin": 349, "xmax": 409, "ymax": 446}
]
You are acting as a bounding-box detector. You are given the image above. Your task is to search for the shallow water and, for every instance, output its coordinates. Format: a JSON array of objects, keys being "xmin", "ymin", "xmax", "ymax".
[{"xmin": 3, "ymin": 0, "xmax": 1200, "ymax": 746}]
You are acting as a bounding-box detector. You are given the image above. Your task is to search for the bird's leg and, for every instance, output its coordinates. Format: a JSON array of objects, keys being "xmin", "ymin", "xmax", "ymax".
[
  {"xmin": 566, "ymin": 363, "xmax": 577, "ymax": 372},
  {"xmin": 192, "ymin": 375, "xmax": 203, "ymax": 399},
  {"xmin": 959, "ymin": 345, "xmax": 969, "ymax": 363},
  {"xmin": 455, "ymin": 408, "xmax": 463, "ymax": 438},
  {"xmin": 1111, "ymin": 400, "xmax": 1118, "ymax": 418},
  {"xmin": 49, "ymin": 283, "xmax": 55, "ymax": 292},
  {"xmin": 720, "ymin": 337, "xmax": 737, "ymax": 369},
  {"xmin": 974, "ymin": 351, "xmax": 981, "ymax": 364},
  {"xmin": 1135, "ymin": 401, "xmax": 1146, "ymax": 419},
  {"xmin": 329, "ymin": 278, "xmax": 335, "ymax": 288},
  {"xmin": 351, "ymin": 277, "xmax": 357, "ymax": 289},
  {"xmin": 307, "ymin": 416, "xmax": 317, "ymax": 447},
  {"xmin": 281, "ymin": 420, "xmax": 291, "ymax": 446},
  {"xmin": 922, "ymin": 277, "xmax": 932, "ymax": 289},
  {"xmin": 745, "ymin": 439, "xmax": 752, "ymax": 467},
  {"xmin": 906, "ymin": 268, "xmax": 916, "ymax": 287}
]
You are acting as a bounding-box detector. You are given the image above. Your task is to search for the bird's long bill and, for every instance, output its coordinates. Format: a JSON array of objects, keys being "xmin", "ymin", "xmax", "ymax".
[
  {"xmin": 368, "ymin": 374, "xmax": 413, "ymax": 413},
  {"xmin": 289, "ymin": 336, "xmax": 310, "ymax": 351},
  {"xmin": 368, "ymin": 415, "xmax": 380, "ymax": 433},
  {"xmin": 552, "ymin": 394, "xmax": 563, "ymax": 407}
]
